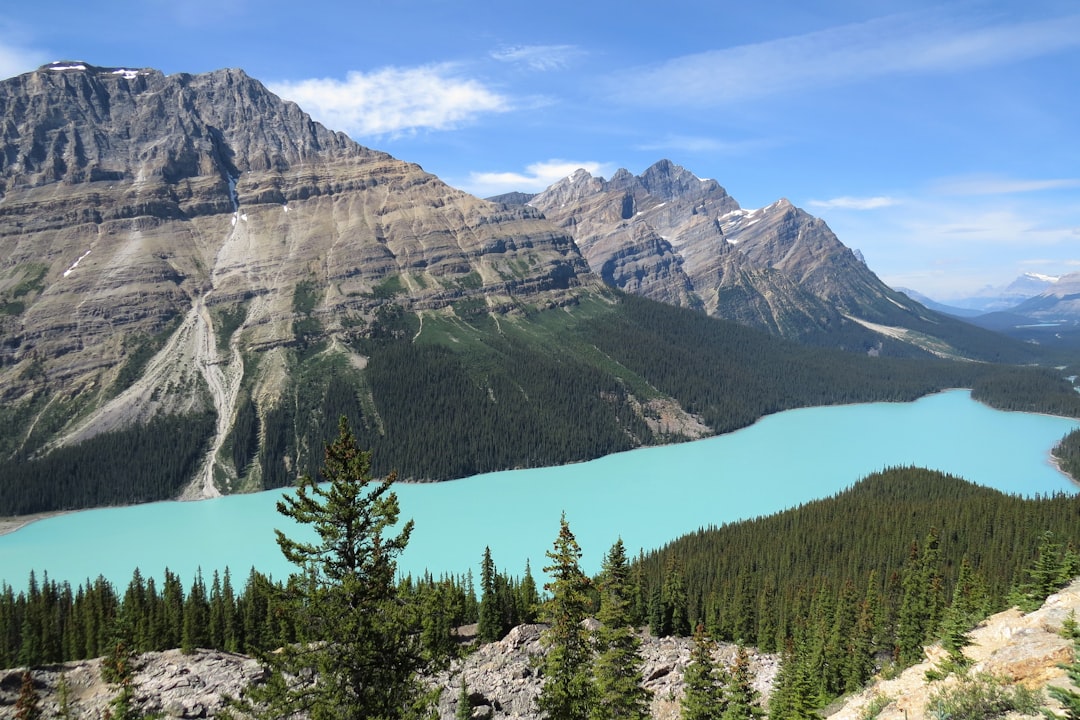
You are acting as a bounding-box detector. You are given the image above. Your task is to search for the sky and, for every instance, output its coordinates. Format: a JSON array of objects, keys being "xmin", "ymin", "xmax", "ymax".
[{"xmin": 2, "ymin": 0, "xmax": 1078, "ymax": 301}]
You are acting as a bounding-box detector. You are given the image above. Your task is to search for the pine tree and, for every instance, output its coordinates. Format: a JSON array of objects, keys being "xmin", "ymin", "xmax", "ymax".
[
  {"xmin": 592, "ymin": 539, "xmax": 651, "ymax": 720},
  {"xmin": 537, "ymin": 513, "xmax": 595, "ymax": 720},
  {"xmin": 681, "ymin": 624, "xmax": 725, "ymax": 720},
  {"xmin": 236, "ymin": 416, "xmax": 432, "ymax": 720}
]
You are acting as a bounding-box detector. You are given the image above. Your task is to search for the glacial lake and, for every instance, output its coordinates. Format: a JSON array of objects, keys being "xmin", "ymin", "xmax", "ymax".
[{"xmin": 2, "ymin": 389, "xmax": 1078, "ymax": 591}]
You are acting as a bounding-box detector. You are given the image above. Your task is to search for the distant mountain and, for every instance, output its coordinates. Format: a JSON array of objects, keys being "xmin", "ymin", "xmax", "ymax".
[
  {"xmin": 523, "ymin": 160, "xmax": 1037, "ymax": 361},
  {"xmin": 893, "ymin": 288, "xmax": 983, "ymax": 318},
  {"xmin": 905, "ymin": 273, "xmax": 1080, "ymax": 348},
  {"xmin": 933, "ymin": 272, "xmax": 1061, "ymax": 313}
]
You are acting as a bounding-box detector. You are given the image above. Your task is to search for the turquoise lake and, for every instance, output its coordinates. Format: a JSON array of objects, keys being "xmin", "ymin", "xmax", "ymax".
[{"xmin": 2, "ymin": 389, "xmax": 1078, "ymax": 590}]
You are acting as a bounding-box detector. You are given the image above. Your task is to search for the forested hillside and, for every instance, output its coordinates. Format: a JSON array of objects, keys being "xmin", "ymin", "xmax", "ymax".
[{"xmin": 633, "ymin": 467, "xmax": 1080, "ymax": 708}]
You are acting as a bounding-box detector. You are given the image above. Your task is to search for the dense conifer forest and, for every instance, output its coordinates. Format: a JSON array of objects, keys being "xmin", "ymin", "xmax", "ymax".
[
  {"xmin": 0, "ymin": 411, "xmax": 215, "ymax": 516},
  {"xmin": 3, "ymin": 466, "xmax": 1078, "ymax": 702}
]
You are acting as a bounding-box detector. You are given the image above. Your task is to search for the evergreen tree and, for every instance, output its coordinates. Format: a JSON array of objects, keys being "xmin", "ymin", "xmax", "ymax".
[
  {"xmin": 236, "ymin": 416, "xmax": 431, "ymax": 720},
  {"xmin": 181, "ymin": 569, "xmax": 208, "ymax": 654},
  {"xmin": 456, "ymin": 677, "xmax": 473, "ymax": 720},
  {"xmin": 895, "ymin": 529, "xmax": 944, "ymax": 667},
  {"xmin": 681, "ymin": 624, "xmax": 725, "ymax": 720},
  {"xmin": 56, "ymin": 671, "xmax": 74, "ymax": 720},
  {"xmin": 478, "ymin": 547, "xmax": 501, "ymax": 643},
  {"xmin": 592, "ymin": 539, "xmax": 651, "ymax": 720},
  {"xmin": 14, "ymin": 670, "xmax": 42, "ymax": 720},
  {"xmin": 663, "ymin": 557, "xmax": 691, "ymax": 637},
  {"xmin": 723, "ymin": 645, "xmax": 764, "ymax": 720},
  {"xmin": 768, "ymin": 639, "xmax": 821, "ymax": 720},
  {"xmin": 101, "ymin": 628, "xmax": 139, "ymax": 720},
  {"xmin": 518, "ymin": 560, "xmax": 541, "ymax": 624},
  {"xmin": 537, "ymin": 513, "xmax": 595, "ymax": 720}
]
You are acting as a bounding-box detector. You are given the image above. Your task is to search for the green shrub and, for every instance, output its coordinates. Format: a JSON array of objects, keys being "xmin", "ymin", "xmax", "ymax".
[{"xmin": 925, "ymin": 672, "xmax": 1042, "ymax": 720}]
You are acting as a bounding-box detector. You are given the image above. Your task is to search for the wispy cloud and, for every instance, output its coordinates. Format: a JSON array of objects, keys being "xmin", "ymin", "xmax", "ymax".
[
  {"xmin": 932, "ymin": 175, "xmax": 1080, "ymax": 196},
  {"xmin": 610, "ymin": 11, "xmax": 1080, "ymax": 107},
  {"xmin": 808, "ymin": 196, "xmax": 899, "ymax": 210},
  {"xmin": 490, "ymin": 44, "xmax": 584, "ymax": 71},
  {"xmin": 0, "ymin": 38, "xmax": 50, "ymax": 80},
  {"xmin": 268, "ymin": 64, "xmax": 510, "ymax": 137},
  {"xmin": 463, "ymin": 159, "xmax": 617, "ymax": 197},
  {"xmin": 634, "ymin": 134, "xmax": 774, "ymax": 154}
]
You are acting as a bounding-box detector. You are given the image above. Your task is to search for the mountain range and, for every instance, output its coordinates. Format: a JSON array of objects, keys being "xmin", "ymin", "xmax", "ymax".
[
  {"xmin": 898, "ymin": 273, "xmax": 1080, "ymax": 348},
  {"xmin": 0, "ymin": 62, "xmax": 1066, "ymax": 515}
]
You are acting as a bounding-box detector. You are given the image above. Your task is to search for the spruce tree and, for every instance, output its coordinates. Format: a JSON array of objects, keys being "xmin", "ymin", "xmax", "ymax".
[
  {"xmin": 456, "ymin": 677, "xmax": 473, "ymax": 720},
  {"xmin": 592, "ymin": 539, "xmax": 651, "ymax": 720},
  {"xmin": 681, "ymin": 623, "xmax": 725, "ymax": 720},
  {"xmin": 478, "ymin": 546, "xmax": 501, "ymax": 643},
  {"xmin": 236, "ymin": 416, "xmax": 431, "ymax": 720},
  {"xmin": 723, "ymin": 645, "xmax": 764, "ymax": 720},
  {"xmin": 537, "ymin": 513, "xmax": 595, "ymax": 720},
  {"xmin": 518, "ymin": 560, "xmax": 541, "ymax": 624}
]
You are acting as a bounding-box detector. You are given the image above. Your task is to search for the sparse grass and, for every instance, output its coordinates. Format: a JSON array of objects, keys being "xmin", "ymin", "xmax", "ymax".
[{"xmin": 859, "ymin": 692, "xmax": 892, "ymax": 720}]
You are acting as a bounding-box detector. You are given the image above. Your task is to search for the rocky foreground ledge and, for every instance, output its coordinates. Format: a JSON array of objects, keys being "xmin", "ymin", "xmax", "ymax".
[{"xmin": 3, "ymin": 579, "xmax": 1078, "ymax": 719}]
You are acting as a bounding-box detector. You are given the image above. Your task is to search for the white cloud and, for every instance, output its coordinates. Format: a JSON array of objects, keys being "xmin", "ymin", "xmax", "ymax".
[
  {"xmin": 610, "ymin": 11, "xmax": 1080, "ymax": 107},
  {"xmin": 808, "ymin": 196, "xmax": 899, "ymax": 210},
  {"xmin": 0, "ymin": 40, "xmax": 49, "ymax": 80},
  {"xmin": 268, "ymin": 64, "xmax": 510, "ymax": 137},
  {"xmin": 463, "ymin": 160, "xmax": 617, "ymax": 197},
  {"xmin": 490, "ymin": 44, "xmax": 584, "ymax": 71},
  {"xmin": 932, "ymin": 175, "xmax": 1080, "ymax": 196}
]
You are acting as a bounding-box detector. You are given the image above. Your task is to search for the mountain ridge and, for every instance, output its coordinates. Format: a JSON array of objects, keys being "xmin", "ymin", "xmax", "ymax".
[{"xmin": 520, "ymin": 160, "xmax": 1039, "ymax": 361}]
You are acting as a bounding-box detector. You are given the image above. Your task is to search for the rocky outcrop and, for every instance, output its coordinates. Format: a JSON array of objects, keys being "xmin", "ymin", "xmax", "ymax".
[
  {"xmin": 435, "ymin": 622, "xmax": 777, "ymax": 720},
  {"xmin": 0, "ymin": 626, "xmax": 777, "ymax": 720},
  {"xmin": 828, "ymin": 577, "xmax": 1080, "ymax": 720},
  {"xmin": 0, "ymin": 648, "xmax": 265, "ymax": 719}
]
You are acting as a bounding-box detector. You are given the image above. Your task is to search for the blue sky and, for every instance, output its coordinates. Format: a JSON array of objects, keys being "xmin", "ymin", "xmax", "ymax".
[{"xmin": 2, "ymin": 0, "xmax": 1078, "ymax": 300}]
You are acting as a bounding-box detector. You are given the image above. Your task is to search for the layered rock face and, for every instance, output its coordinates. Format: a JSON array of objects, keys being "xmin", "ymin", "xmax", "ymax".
[
  {"xmin": 527, "ymin": 160, "xmax": 926, "ymax": 342},
  {"xmin": 0, "ymin": 62, "xmax": 592, "ymax": 489}
]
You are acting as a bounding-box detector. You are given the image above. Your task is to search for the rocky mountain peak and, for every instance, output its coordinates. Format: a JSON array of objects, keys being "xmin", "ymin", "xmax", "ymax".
[{"xmin": 0, "ymin": 61, "xmax": 594, "ymax": 495}]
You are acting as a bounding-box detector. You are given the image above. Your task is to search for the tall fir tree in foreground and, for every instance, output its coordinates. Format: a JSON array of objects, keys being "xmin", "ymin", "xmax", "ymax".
[
  {"xmin": 538, "ymin": 513, "xmax": 595, "ymax": 720},
  {"xmin": 592, "ymin": 538, "xmax": 651, "ymax": 720},
  {"xmin": 235, "ymin": 417, "xmax": 432, "ymax": 720}
]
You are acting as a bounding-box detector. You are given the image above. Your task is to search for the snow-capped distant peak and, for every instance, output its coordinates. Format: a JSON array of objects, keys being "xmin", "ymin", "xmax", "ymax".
[{"xmin": 1025, "ymin": 272, "xmax": 1060, "ymax": 284}]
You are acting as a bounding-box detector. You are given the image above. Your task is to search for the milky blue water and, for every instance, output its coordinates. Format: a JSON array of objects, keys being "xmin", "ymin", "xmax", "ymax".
[{"xmin": 2, "ymin": 390, "xmax": 1077, "ymax": 591}]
